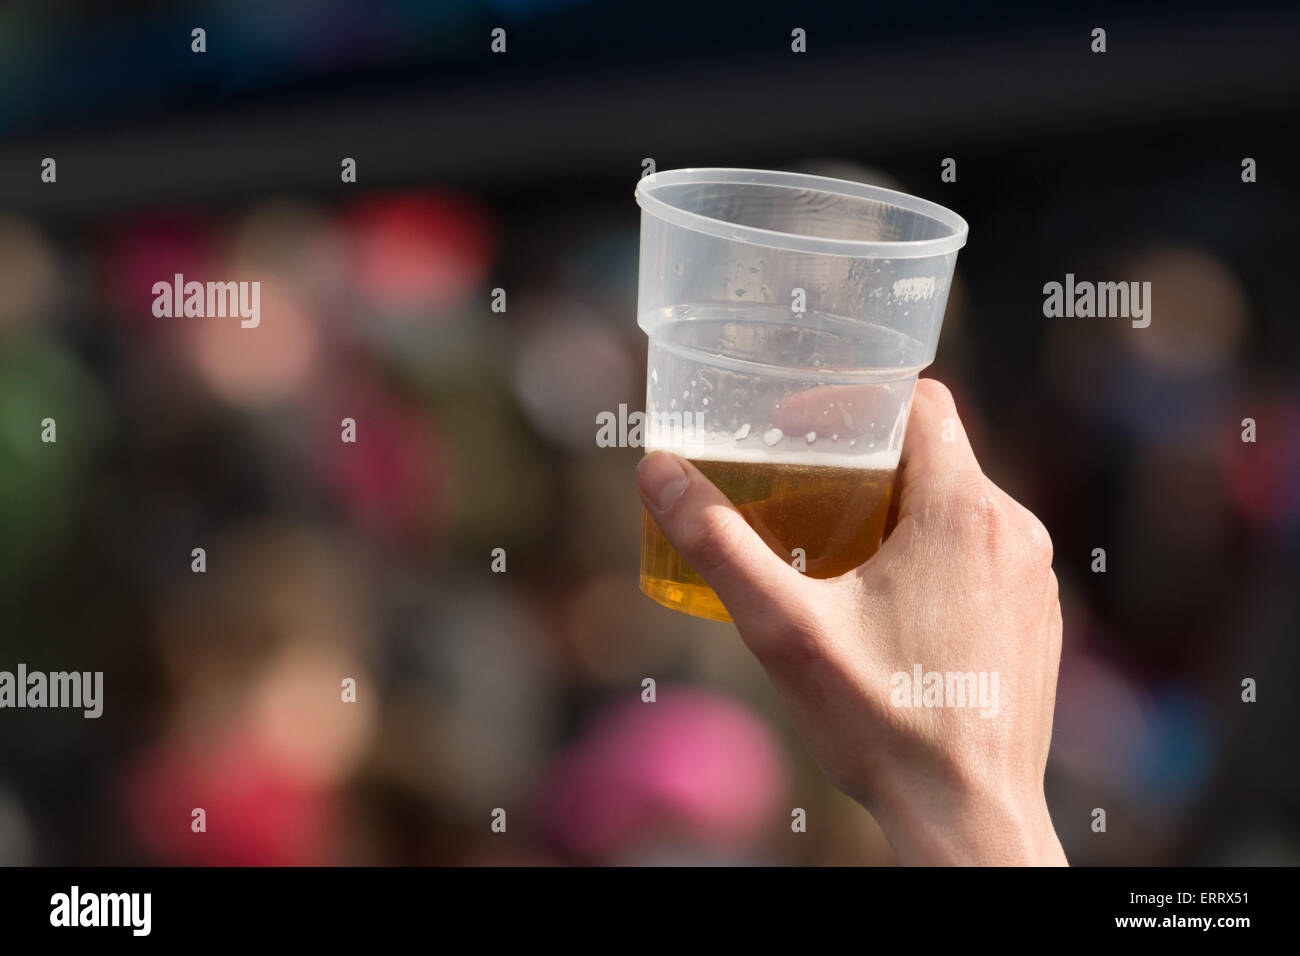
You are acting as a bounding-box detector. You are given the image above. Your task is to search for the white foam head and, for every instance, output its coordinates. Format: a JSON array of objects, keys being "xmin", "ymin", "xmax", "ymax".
[{"xmin": 646, "ymin": 439, "xmax": 900, "ymax": 470}]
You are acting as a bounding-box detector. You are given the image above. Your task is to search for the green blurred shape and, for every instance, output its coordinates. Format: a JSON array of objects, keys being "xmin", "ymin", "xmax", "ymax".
[{"xmin": 0, "ymin": 333, "xmax": 109, "ymax": 594}]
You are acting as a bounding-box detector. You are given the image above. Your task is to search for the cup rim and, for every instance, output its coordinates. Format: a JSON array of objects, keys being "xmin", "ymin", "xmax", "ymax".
[{"xmin": 635, "ymin": 167, "xmax": 968, "ymax": 259}]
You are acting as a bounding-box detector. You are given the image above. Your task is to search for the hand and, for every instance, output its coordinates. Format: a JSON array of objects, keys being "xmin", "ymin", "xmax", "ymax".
[{"xmin": 636, "ymin": 379, "xmax": 1067, "ymax": 865}]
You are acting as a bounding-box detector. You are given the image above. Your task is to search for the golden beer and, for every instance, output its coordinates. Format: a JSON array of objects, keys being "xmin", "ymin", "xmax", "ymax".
[{"xmin": 640, "ymin": 457, "xmax": 896, "ymax": 622}]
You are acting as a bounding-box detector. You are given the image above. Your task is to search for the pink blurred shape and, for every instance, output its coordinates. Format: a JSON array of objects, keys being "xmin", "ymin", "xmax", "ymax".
[
  {"xmin": 123, "ymin": 730, "xmax": 334, "ymax": 866},
  {"xmin": 324, "ymin": 381, "xmax": 452, "ymax": 542},
  {"xmin": 536, "ymin": 688, "xmax": 787, "ymax": 862},
  {"xmin": 99, "ymin": 215, "xmax": 217, "ymax": 327},
  {"xmin": 346, "ymin": 192, "xmax": 496, "ymax": 312},
  {"xmin": 186, "ymin": 278, "xmax": 319, "ymax": 405},
  {"xmin": 1052, "ymin": 638, "xmax": 1150, "ymax": 791},
  {"xmin": 1221, "ymin": 395, "xmax": 1300, "ymax": 530}
]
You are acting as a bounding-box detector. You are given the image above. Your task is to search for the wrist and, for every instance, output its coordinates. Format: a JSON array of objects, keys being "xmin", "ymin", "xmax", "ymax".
[{"xmin": 870, "ymin": 773, "xmax": 1067, "ymax": 866}]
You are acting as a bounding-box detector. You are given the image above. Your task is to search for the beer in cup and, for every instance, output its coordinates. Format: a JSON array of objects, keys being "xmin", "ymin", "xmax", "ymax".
[{"xmin": 634, "ymin": 168, "xmax": 968, "ymax": 622}]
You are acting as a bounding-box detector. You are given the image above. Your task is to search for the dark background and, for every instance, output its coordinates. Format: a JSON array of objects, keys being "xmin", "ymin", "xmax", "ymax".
[{"xmin": 0, "ymin": 0, "xmax": 1297, "ymax": 865}]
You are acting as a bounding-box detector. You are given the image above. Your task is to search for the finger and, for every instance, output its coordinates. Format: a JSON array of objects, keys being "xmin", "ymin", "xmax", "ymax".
[
  {"xmin": 636, "ymin": 451, "xmax": 813, "ymax": 639},
  {"xmin": 893, "ymin": 378, "xmax": 984, "ymax": 521},
  {"xmin": 770, "ymin": 382, "xmax": 907, "ymax": 442}
]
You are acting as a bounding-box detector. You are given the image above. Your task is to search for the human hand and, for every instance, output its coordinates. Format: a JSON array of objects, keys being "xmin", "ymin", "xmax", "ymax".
[{"xmin": 635, "ymin": 379, "xmax": 1066, "ymax": 865}]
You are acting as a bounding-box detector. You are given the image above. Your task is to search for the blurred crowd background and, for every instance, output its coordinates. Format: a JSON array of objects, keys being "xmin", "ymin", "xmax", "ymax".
[{"xmin": 1, "ymin": 0, "xmax": 1298, "ymax": 865}]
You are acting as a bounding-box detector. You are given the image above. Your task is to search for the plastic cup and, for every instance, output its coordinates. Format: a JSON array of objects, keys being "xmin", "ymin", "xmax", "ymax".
[{"xmin": 634, "ymin": 167, "xmax": 968, "ymax": 622}]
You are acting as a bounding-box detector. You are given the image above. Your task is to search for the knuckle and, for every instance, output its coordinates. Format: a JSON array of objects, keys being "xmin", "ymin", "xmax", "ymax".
[
  {"xmin": 1023, "ymin": 514, "xmax": 1055, "ymax": 568},
  {"xmin": 947, "ymin": 481, "xmax": 1054, "ymax": 571},
  {"xmin": 684, "ymin": 505, "xmax": 744, "ymax": 575},
  {"xmin": 915, "ymin": 377, "xmax": 956, "ymax": 413},
  {"xmin": 740, "ymin": 585, "xmax": 834, "ymax": 666},
  {"xmin": 762, "ymin": 610, "xmax": 831, "ymax": 669},
  {"xmin": 950, "ymin": 482, "xmax": 1005, "ymax": 544}
]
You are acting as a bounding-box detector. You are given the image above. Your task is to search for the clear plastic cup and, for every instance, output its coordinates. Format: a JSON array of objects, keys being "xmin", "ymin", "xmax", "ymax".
[{"xmin": 634, "ymin": 167, "xmax": 968, "ymax": 622}]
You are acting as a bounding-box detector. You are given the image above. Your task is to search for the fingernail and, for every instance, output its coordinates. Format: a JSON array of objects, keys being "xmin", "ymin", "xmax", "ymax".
[{"xmin": 636, "ymin": 452, "xmax": 689, "ymax": 513}]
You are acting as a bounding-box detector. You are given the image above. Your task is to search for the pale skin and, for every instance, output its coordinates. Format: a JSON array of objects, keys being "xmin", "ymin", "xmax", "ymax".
[{"xmin": 636, "ymin": 378, "xmax": 1067, "ymax": 865}]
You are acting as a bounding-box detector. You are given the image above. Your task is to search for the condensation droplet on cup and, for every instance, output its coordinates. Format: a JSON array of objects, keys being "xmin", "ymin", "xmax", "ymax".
[
  {"xmin": 849, "ymin": 439, "xmax": 857, "ymax": 447},
  {"xmin": 763, "ymin": 427, "xmax": 783, "ymax": 447},
  {"xmin": 734, "ymin": 423, "xmax": 750, "ymax": 440},
  {"xmin": 805, "ymin": 431, "xmax": 817, "ymax": 443},
  {"xmin": 831, "ymin": 434, "xmax": 839, "ymax": 441},
  {"xmin": 702, "ymin": 397, "xmax": 710, "ymax": 406}
]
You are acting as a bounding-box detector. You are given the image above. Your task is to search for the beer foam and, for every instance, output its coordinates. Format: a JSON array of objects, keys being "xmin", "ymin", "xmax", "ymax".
[{"xmin": 646, "ymin": 439, "xmax": 901, "ymax": 470}]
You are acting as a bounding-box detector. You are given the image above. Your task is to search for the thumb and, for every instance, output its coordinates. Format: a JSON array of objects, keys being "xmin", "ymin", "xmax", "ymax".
[{"xmin": 636, "ymin": 451, "xmax": 810, "ymax": 637}]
